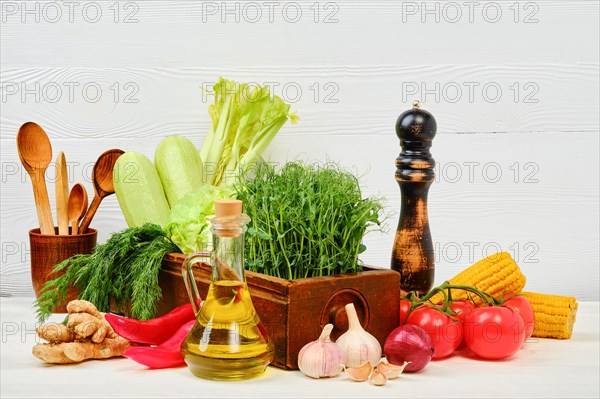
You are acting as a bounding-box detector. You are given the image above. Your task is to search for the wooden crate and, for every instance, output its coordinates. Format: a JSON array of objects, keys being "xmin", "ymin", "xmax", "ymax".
[{"xmin": 158, "ymin": 253, "xmax": 400, "ymax": 370}]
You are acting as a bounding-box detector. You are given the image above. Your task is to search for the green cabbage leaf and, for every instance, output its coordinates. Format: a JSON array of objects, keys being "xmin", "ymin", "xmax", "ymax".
[{"xmin": 165, "ymin": 185, "xmax": 236, "ymax": 254}]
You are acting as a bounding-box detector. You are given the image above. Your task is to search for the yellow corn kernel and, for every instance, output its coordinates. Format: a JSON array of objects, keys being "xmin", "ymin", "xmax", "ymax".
[
  {"xmin": 429, "ymin": 252, "xmax": 526, "ymax": 304},
  {"xmin": 521, "ymin": 291, "xmax": 578, "ymax": 339}
]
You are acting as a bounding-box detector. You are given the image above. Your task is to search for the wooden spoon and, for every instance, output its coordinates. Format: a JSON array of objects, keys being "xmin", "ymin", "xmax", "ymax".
[
  {"xmin": 55, "ymin": 152, "xmax": 70, "ymax": 235},
  {"xmin": 79, "ymin": 149, "xmax": 124, "ymax": 233},
  {"xmin": 16, "ymin": 122, "xmax": 54, "ymax": 235},
  {"xmin": 68, "ymin": 184, "xmax": 88, "ymax": 235}
]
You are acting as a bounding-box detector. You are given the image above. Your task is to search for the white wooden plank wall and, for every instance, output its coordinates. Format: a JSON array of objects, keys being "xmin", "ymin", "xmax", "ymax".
[{"xmin": 1, "ymin": 0, "xmax": 598, "ymax": 299}]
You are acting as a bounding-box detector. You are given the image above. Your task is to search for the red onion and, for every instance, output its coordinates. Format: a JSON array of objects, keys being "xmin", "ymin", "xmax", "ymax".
[{"xmin": 384, "ymin": 324, "xmax": 434, "ymax": 372}]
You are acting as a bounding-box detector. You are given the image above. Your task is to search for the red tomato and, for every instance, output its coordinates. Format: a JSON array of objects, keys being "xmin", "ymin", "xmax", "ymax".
[
  {"xmin": 463, "ymin": 306, "xmax": 525, "ymax": 360},
  {"xmin": 504, "ymin": 295, "xmax": 534, "ymax": 341},
  {"xmin": 406, "ymin": 306, "xmax": 463, "ymax": 359},
  {"xmin": 399, "ymin": 299, "xmax": 412, "ymax": 325}
]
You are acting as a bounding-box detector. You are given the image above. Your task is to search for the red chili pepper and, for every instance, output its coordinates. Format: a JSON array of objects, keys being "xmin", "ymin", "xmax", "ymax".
[
  {"xmin": 123, "ymin": 320, "xmax": 195, "ymax": 369},
  {"xmin": 105, "ymin": 302, "xmax": 197, "ymax": 345}
]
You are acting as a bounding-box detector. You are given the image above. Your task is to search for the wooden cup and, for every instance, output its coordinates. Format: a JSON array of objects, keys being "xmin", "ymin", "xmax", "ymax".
[{"xmin": 29, "ymin": 227, "xmax": 97, "ymax": 312}]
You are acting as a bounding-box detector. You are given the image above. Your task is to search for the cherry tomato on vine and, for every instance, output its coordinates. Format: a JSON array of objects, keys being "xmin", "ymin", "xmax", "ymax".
[
  {"xmin": 399, "ymin": 299, "xmax": 412, "ymax": 325},
  {"xmin": 504, "ymin": 295, "xmax": 534, "ymax": 341},
  {"xmin": 463, "ymin": 306, "xmax": 525, "ymax": 360},
  {"xmin": 406, "ymin": 306, "xmax": 463, "ymax": 359}
]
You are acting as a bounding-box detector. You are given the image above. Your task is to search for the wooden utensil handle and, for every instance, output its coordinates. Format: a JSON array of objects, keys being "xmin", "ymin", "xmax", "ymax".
[
  {"xmin": 79, "ymin": 195, "xmax": 101, "ymax": 233},
  {"xmin": 32, "ymin": 170, "xmax": 54, "ymax": 235},
  {"xmin": 71, "ymin": 218, "xmax": 79, "ymax": 235},
  {"xmin": 56, "ymin": 153, "xmax": 69, "ymax": 235},
  {"xmin": 57, "ymin": 205, "xmax": 69, "ymax": 234}
]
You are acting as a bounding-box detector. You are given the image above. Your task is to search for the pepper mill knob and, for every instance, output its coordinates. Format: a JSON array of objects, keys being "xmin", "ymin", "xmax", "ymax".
[
  {"xmin": 391, "ymin": 101, "xmax": 437, "ymax": 294},
  {"xmin": 396, "ymin": 100, "xmax": 437, "ymax": 142}
]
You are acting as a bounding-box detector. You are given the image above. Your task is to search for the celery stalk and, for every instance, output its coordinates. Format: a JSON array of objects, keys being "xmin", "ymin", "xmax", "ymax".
[{"xmin": 199, "ymin": 78, "xmax": 298, "ymax": 186}]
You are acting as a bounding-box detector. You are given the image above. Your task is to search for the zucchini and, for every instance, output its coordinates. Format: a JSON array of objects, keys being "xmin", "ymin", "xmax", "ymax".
[
  {"xmin": 113, "ymin": 151, "xmax": 170, "ymax": 227},
  {"xmin": 155, "ymin": 135, "xmax": 203, "ymax": 206}
]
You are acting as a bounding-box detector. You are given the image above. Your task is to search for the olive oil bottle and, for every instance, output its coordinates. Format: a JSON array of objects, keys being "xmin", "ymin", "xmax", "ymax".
[{"xmin": 181, "ymin": 200, "xmax": 274, "ymax": 381}]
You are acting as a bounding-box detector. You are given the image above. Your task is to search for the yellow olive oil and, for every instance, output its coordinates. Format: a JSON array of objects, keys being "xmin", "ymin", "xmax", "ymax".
[{"xmin": 181, "ymin": 280, "xmax": 274, "ymax": 381}]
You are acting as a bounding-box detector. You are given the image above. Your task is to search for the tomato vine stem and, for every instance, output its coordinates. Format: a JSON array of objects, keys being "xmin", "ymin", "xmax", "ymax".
[{"xmin": 401, "ymin": 281, "xmax": 511, "ymax": 320}]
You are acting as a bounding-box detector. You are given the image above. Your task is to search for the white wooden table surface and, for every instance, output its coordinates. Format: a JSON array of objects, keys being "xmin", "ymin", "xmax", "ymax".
[{"xmin": 1, "ymin": 297, "xmax": 598, "ymax": 399}]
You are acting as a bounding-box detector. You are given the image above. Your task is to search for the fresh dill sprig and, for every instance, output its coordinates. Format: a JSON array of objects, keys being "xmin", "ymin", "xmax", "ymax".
[
  {"xmin": 127, "ymin": 237, "xmax": 178, "ymax": 320},
  {"xmin": 35, "ymin": 254, "xmax": 91, "ymax": 323},
  {"xmin": 34, "ymin": 224, "xmax": 180, "ymax": 323}
]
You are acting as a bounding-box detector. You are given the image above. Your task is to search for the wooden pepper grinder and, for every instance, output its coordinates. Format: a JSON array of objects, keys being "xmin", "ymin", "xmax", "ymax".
[{"xmin": 391, "ymin": 100, "xmax": 437, "ymax": 294}]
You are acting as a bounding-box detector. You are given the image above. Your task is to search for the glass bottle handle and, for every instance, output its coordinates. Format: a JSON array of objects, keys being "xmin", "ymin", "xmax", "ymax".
[{"xmin": 181, "ymin": 252, "xmax": 210, "ymax": 314}]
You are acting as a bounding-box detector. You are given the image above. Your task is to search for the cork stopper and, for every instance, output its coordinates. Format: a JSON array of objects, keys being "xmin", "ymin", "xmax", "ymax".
[
  {"xmin": 213, "ymin": 200, "xmax": 245, "ymax": 238},
  {"xmin": 215, "ymin": 200, "xmax": 243, "ymax": 219}
]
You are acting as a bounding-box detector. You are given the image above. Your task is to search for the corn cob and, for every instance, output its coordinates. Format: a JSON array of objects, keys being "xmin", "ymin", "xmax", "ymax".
[
  {"xmin": 520, "ymin": 291, "xmax": 578, "ymax": 339},
  {"xmin": 429, "ymin": 252, "xmax": 526, "ymax": 304}
]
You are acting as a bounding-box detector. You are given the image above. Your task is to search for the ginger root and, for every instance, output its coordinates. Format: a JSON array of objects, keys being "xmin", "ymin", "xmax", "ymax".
[
  {"xmin": 36, "ymin": 323, "xmax": 74, "ymax": 343},
  {"xmin": 32, "ymin": 300, "xmax": 129, "ymax": 364}
]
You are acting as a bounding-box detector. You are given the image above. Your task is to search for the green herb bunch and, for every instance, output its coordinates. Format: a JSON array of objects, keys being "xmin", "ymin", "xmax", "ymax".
[
  {"xmin": 235, "ymin": 162, "xmax": 386, "ymax": 279},
  {"xmin": 35, "ymin": 224, "xmax": 180, "ymax": 323}
]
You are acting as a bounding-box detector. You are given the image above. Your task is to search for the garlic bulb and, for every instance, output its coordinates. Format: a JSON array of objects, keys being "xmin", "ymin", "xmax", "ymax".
[
  {"xmin": 298, "ymin": 324, "xmax": 345, "ymax": 379},
  {"xmin": 336, "ymin": 303, "xmax": 382, "ymax": 368}
]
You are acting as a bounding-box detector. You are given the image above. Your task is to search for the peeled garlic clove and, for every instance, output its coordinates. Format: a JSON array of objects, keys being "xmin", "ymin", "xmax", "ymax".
[
  {"xmin": 298, "ymin": 324, "xmax": 345, "ymax": 379},
  {"xmin": 336, "ymin": 303, "xmax": 382, "ymax": 368},
  {"xmin": 345, "ymin": 361, "xmax": 373, "ymax": 382},
  {"xmin": 377, "ymin": 360, "xmax": 410, "ymax": 379},
  {"xmin": 369, "ymin": 370, "xmax": 388, "ymax": 386}
]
